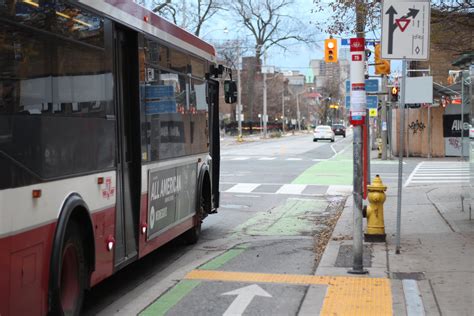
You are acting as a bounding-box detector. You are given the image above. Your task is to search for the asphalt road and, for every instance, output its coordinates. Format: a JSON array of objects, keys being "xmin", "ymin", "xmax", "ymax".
[{"xmin": 82, "ymin": 132, "xmax": 417, "ymax": 315}]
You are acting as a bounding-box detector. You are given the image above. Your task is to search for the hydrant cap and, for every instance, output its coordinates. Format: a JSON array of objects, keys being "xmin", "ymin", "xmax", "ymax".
[{"xmin": 367, "ymin": 175, "xmax": 387, "ymax": 191}]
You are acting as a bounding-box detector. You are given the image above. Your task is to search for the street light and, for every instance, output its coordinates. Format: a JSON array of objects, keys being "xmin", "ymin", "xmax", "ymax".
[{"xmin": 201, "ymin": 27, "xmax": 228, "ymax": 39}]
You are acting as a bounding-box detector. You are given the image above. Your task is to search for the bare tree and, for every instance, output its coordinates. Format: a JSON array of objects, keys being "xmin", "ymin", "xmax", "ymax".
[
  {"xmin": 228, "ymin": 0, "xmax": 317, "ymax": 124},
  {"xmin": 142, "ymin": 0, "xmax": 225, "ymax": 37},
  {"xmin": 311, "ymin": 0, "xmax": 380, "ymax": 35}
]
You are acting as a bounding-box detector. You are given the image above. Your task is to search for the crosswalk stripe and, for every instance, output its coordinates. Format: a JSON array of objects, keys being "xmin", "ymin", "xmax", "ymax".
[
  {"xmin": 286, "ymin": 158, "xmax": 303, "ymax": 161},
  {"xmin": 259, "ymin": 157, "xmax": 277, "ymax": 160},
  {"xmin": 405, "ymin": 161, "xmax": 470, "ymax": 186},
  {"xmin": 231, "ymin": 157, "xmax": 250, "ymax": 161},
  {"xmin": 226, "ymin": 183, "xmax": 260, "ymax": 193},
  {"xmin": 276, "ymin": 184, "xmax": 307, "ymax": 195}
]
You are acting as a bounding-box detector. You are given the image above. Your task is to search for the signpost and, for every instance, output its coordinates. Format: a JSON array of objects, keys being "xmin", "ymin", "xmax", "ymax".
[
  {"xmin": 381, "ymin": 0, "xmax": 430, "ymax": 60},
  {"xmin": 381, "ymin": 0, "xmax": 430, "ymax": 254}
]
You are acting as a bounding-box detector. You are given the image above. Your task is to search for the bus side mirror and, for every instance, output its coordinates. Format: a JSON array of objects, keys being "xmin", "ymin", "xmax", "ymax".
[{"xmin": 224, "ymin": 80, "xmax": 237, "ymax": 104}]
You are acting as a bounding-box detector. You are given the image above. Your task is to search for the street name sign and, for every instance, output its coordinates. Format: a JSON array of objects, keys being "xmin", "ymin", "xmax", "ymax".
[{"xmin": 381, "ymin": 0, "xmax": 430, "ymax": 60}]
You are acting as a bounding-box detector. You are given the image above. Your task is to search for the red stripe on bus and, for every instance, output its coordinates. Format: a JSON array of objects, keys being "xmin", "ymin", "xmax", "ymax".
[
  {"xmin": 0, "ymin": 222, "xmax": 56, "ymax": 316},
  {"xmin": 0, "ymin": 206, "xmax": 116, "ymax": 315},
  {"xmin": 104, "ymin": 0, "xmax": 216, "ymax": 56}
]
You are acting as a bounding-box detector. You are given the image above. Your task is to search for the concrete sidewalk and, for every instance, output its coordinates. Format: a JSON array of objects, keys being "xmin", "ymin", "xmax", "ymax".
[{"xmin": 299, "ymin": 178, "xmax": 474, "ymax": 315}]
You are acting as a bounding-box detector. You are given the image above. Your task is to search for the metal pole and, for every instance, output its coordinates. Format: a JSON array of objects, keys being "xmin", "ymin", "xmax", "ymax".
[
  {"xmin": 263, "ymin": 51, "xmax": 268, "ymax": 138},
  {"xmin": 428, "ymin": 105, "xmax": 431, "ymax": 159},
  {"xmin": 348, "ymin": 0, "xmax": 367, "ymax": 275},
  {"xmin": 282, "ymin": 90, "xmax": 286, "ymax": 134},
  {"xmin": 296, "ymin": 94, "xmax": 301, "ymax": 131},
  {"xmin": 396, "ymin": 58, "xmax": 407, "ymax": 254},
  {"xmin": 381, "ymin": 75, "xmax": 388, "ymax": 160},
  {"xmin": 366, "ymin": 108, "xmax": 371, "ymax": 184},
  {"xmin": 388, "ymin": 106, "xmax": 393, "ymax": 159},
  {"xmin": 461, "ymin": 70, "xmax": 464, "ymax": 159},
  {"xmin": 237, "ymin": 46, "xmax": 242, "ymax": 138}
]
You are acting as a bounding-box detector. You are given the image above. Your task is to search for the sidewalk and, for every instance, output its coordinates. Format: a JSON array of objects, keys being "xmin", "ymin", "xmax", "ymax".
[{"xmin": 299, "ymin": 162, "xmax": 474, "ymax": 315}]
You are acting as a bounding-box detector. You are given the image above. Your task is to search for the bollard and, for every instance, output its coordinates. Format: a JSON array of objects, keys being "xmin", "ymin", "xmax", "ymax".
[{"xmin": 364, "ymin": 175, "xmax": 387, "ymax": 242}]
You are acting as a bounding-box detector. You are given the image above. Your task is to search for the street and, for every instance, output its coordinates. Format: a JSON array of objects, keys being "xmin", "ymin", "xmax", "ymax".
[{"xmin": 82, "ymin": 133, "xmax": 421, "ymax": 315}]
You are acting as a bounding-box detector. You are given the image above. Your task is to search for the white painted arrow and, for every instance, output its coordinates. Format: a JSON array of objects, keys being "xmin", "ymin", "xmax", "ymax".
[{"xmin": 221, "ymin": 284, "xmax": 272, "ymax": 316}]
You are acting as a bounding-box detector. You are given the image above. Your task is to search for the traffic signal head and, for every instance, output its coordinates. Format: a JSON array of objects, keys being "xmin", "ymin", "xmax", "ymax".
[
  {"xmin": 391, "ymin": 86, "xmax": 399, "ymax": 102},
  {"xmin": 375, "ymin": 44, "xmax": 390, "ymax": 75},
  {"xmin": 324, "ymin": 38, "xmax": 338, "ymax": 63}
]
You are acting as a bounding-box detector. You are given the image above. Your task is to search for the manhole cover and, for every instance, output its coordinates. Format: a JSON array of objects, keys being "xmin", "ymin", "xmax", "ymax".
[{"xmin": 334, "ymin": 245, "xmax": 372, "ymax": 268}]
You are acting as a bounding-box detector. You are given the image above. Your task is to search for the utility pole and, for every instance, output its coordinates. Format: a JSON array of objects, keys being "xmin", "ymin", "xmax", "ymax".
[
  {"xmin": 237, "ymin": 46, "xmax": 242, "ymax": 138},
  {"xmin": 282, "ymin": 90, "xmax": 285, "ymax": 134},
  {"xmin": 296, "ymin": 93, "xmax": 301, "ymax": 131},
  {"xmin": 263, "ymin": 50, "xmax": 268, "ymax": 138},
  {"xmin": 348, "ymin": 0, "xmax": 367, "ymax": 275},
  {"xmin": 381, "ymin": 74, "xmax": 388, "ymax": 160}
]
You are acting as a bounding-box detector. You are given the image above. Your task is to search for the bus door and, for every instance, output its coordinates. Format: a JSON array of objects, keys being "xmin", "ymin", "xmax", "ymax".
[
  {"xmin": 113, "ymin": 26, "xmax": 141, "ymax": 268},
  {"xmin": 208, "ymin": 79, "xmax": 220, "ymax": 209}
]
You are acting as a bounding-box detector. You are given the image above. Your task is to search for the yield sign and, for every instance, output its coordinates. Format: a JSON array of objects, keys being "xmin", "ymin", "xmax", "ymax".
[{"xmin": 395, "ymin": 18, "xmax": 410, "ymax": 32}]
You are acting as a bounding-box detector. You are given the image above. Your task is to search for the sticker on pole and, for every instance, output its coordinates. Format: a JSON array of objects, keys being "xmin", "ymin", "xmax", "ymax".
[{"xmin": 381, "ymin": 0, "xmax": 430, "ymax": 60}]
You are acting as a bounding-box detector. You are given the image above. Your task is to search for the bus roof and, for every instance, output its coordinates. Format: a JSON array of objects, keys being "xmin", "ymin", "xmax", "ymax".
[{"xmin": 79, "ymin": 0, "xmax": 216, "ymax": 62}]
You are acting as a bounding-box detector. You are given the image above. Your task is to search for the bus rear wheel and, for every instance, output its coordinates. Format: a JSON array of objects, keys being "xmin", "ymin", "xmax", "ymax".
[{"xmin": 59, "ymin": 223, "xmax": 86, "ymax": 316}]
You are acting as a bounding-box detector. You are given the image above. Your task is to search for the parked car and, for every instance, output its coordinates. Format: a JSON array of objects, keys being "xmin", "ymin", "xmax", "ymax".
[
  {"xmin": 313, "ymin": 125, "xmax": 335, "ymax": 142},
  {"xmin": 469, "ymin": 124, "xmax": 474, "ymax": 139},
  {"xmin": 332, "ymin": 124, "xmax": 346, "ymax": 137}
]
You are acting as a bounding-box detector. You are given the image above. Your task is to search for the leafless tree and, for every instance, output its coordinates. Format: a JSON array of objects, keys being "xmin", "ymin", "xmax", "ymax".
[
  {"xmin": 137, "ymin": 0, "xmax": 225, "ymax": 37},
  {"xmin": 311, "ymin": 0, "xmax": 380, "ymax": 36},
  {"xmin": 227, "ymin": 0, "xmax": 317, "ymax": 124}
]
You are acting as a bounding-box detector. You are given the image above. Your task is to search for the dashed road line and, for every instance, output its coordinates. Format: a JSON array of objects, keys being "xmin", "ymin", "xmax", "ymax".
[{"xmin": 226, "ymin": 183, "xmax": 261, "ymax": 193}]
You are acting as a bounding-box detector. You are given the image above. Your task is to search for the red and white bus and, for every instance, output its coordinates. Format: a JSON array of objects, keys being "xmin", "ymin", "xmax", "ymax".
[{"xmin": 0, "ymin": 1, "xmax": 233, "ymax": 315}]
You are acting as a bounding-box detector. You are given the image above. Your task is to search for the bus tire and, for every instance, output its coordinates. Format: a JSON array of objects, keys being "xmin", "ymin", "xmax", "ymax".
[
  {"xmin": 184, "ymin": 197, "xmax": 204, "ymax": 244},
  {"xmin": 57, "ymin": 222, "xmax": 87, "ymax": 316}
]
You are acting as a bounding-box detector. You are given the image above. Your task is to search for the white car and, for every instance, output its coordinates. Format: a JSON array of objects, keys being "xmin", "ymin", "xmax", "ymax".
[{"xmin": 313, "ymin": 125, "xmax": 335, "ymax": 142}]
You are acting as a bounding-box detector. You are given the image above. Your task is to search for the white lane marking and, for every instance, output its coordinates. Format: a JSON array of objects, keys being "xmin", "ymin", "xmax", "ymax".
[
  {"xmin": 222, "ymin": 284, "xmax": 272, "ymax": 316},
  {"xmin": 276, "ymin": 184, "xmax": 307, "ymax": 195},
  {"xmin": 312, "ymin": 159, "xmax": 327, "ymax": 162},
  {"xmin": 231, "ymin": 157, "xmax": 250, "ymax": 161},
  {"xmin": 226, "ymin": 183, "xmax": 260, "ymax": 193},
  {"xmin": 330, "ymin": 145, "xmax": 338, "ymax": 155},
  {"xmin": 326, "ymin": 185, "xmax": 353, "ymax": 196},
  {"xmin": 404, "ymin": 162, "xmax": 424, "ymax": 187},
  {"xmin": 286, "ymin": 158, "xmax": 303, "ymax": 161},
  {"xmin": 411, "ymin": 180, "xmax": 469, "ymax": 183},
  {"xmin": 259, "ymin": 157, "xmax": 277, "ymax": 160},
  {"xmin": 402, "ymin": 279, "xmax": 425, "ymax": 316}
]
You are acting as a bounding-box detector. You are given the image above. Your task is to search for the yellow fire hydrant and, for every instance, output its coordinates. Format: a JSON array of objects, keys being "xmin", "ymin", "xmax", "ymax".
[{"xmin": 364, "ymin": 175, "xmax": 387, "ymax": 242}]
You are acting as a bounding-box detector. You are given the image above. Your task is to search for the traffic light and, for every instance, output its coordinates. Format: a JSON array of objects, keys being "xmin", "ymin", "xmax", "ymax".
[
  {"xmin": 324, "ymin": 38, "xmax": 338, "ymax": 63},
  {"xmin": 374, "ymin": 44, "xmax": 390, "ymax": 75},
  {"xmin": 390, "ymin": 87, "xmax": 399, "ymax": 102}
]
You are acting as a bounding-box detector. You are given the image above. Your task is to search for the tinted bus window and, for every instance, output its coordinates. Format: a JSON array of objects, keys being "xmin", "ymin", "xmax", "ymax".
[
  {"xmin": 0, "ymin": 1, "xmax": 114, "ymax": 189},
  {"xmin": 139, "ymin": 36, "xmax": 209, "ymax": 162}
]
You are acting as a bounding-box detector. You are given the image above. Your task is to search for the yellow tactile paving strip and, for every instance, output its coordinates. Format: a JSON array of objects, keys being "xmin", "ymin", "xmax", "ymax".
[{"xmin": 185, "ymin": 270, "xmax": 392, "ymax": 316}]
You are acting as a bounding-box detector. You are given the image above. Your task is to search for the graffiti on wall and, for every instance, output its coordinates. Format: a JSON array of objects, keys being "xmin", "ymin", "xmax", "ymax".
[{"xmin": 408, "ymin": 120, "xmax": 426, "ymax": 134}]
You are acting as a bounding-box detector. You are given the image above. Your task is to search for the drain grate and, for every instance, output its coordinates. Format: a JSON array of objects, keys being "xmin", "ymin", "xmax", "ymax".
[
  {"xmin": 334, "ymin": 245, "xmax": 372, "ymax": 268},
  {"xmin": 390, "ymin": 272, "xmax": 425, "ymax": 280}
]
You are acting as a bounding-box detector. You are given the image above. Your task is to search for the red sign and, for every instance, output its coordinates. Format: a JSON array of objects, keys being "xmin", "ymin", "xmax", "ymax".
[
  {"xmin": 352, "ymin": 54, "xmax": 363, "ymax": 61},
  {"xmin": 352, "ymin": 83, "xmax": 365, "ymax": 91},
  {"xmin": 395, "ymin": 18, "xmax": 410, "ymax": 32},
  {"xmin": 350, "ymin": 38, "xmax": 365, "ymax": 52}
]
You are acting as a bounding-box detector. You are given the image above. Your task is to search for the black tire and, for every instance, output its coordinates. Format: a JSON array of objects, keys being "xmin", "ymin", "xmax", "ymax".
[
  {"xmin": 343, "ymin": 134, "xmax": 346, "ymax": 138},
  {"xmin": 184, "ymin": 197, "xmax": 204, "ymax": 244},
  {"xmin": 314, "ymin": 139, "xmax": 318, "ymax": 142},
  {"xmin": 331, "ymin": 139, "xmax": 335, "ymax": 142},
  {"xmin": 56, "ymin": 222, "xmax": 86, "ymax": 316}
]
